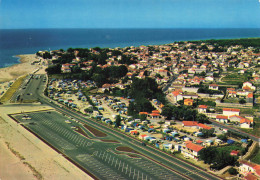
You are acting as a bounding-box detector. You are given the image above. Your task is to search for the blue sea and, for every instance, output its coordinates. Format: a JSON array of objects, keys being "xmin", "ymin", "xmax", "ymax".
[{"xmin": 0, "ymin": 28, "xmax": 260, "ymax": 68}]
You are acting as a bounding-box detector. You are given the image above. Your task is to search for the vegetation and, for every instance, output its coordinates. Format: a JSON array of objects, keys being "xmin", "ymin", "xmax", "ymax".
[
  {"xmin": 42, "ymin": 47, "xmax": 133, "ymax": 87},
  {"xmin": 228, "ymin": 167, "xmax": 238, "ymax": 175},
  {"xmin": 191, "ymin": 38, "xmax": 260, "ymax": 49},
  {"xmin": 239, "ymin": 99, "xmax": 246, "ymax": 104},
  {"xmin": 199, "ymin": 128, "xmax": 215, "ymax": 138},
  {"xmin": 199, "ymin": 146, "xmax": 239, "ymax": 170},
  {"xmin": 198, "ymin": 86, "xmax": 222, "ymax": 95},
  {"xmin": 0, "ymin": 75, "xmax": 27, "ymax": 103},
  {"xmin": 161, "ymin": 104, "xmax": 210, "ymax": 123},
  {"xmin": 115, "ymin": 115, "xmax": 122, "ymax": 127},
  {"xmin": 251, "ymin": 146, "xmax": 260, "ymax": 164},
  {"xmin": 222, "ymin": 72, "xmax": 252, "ymax": 86},
  {"xmin": 127, "ymin": 77, "xmax": 165, "ymax": 116},
  {"xmin": 128, "ymin": 98, "xmax": 155, "ymax": 116},
  {"xmin": 217, "ymin": 134, "xmax": 228, "ymax": 142},
  {"xmin": 197, "ymin": 99, "xmax": 216, "ymax": 107}
]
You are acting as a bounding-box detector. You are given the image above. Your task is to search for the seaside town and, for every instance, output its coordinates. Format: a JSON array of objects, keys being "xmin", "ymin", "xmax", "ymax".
[{"xmin": 1, "ymin": 38, "xmax": 260, "ymax": 180}]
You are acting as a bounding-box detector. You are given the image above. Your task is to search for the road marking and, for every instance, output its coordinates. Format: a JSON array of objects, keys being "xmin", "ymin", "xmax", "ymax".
[{"xmin": 29, "ymin": 105, "xmax": 219, "ymax": 180}]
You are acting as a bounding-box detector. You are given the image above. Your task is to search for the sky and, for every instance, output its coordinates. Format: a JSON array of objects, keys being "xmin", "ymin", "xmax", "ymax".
[{"xmin": 0, "ymin": 0, "xmax": 260, "ymax": 29}]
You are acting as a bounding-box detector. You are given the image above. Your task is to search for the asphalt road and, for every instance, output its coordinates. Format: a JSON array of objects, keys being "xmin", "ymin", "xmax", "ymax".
[
  {"xmin": 9, "ymin": 74, "xmax": 223, "ymax": 180},
  {"xmin": 11, "ymin": 74, "xmax": 46, "ymax": 103},
  {"xmin": 210, "ymin": 120, "xmax": 260, "ymax": 143}
]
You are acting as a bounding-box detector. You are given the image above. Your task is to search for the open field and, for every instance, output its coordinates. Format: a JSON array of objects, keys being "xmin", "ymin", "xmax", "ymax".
[
  {"xmin": 251, "ymin": 147, "xmax": 260, "ymax": 164},
  {"xmin": 221, "ymin": 72, "xmax": 251, "ymax": 85}
]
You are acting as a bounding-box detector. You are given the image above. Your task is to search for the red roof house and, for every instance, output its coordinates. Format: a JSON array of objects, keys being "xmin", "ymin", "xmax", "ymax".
[{"xmin": 230, "ymin": 150, "xmax": 239, "ymax": 156}]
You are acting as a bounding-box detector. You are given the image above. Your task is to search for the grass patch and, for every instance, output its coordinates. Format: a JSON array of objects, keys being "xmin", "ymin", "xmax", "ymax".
[
  {"xmin": 223, "ymin": 98, "xmax": 239, "ymax": 103},
  {"xmin": 240, "ymin": 108, "xmax": 255, "ymax": 115},
  {"xmin": 0, "ymin": 75, "xmax": 27, "ymax": 103},
  {"xmin": 221, "ymin": 72, "xmax": 251, "ymax": 85},
  {"xmin": 174, "ymin": 153, "xmax": 209, "ymax": 169},
  {"xmin": 216, "ymin": 144, "xmax": 244, "ymax": 154},
  {"xmin": 251, "ymin": 146, "xmax": 260, "ymax": 164}
]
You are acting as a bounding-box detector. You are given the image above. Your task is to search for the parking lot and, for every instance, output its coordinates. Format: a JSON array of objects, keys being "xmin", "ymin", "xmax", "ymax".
[{"xmin": 11, "ymin": 111, "xmax": 189, "ymax": 180}]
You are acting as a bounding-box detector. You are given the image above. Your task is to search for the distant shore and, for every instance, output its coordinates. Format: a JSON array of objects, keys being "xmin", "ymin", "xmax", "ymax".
[{"xmin": 0, "ymin": 54, "xmax": 40, "ymax": 83}]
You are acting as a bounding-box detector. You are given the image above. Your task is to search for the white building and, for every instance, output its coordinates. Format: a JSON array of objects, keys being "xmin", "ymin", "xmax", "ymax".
[{"xmin": 223, "ymin": 108, "xmax": 240, "ymax": 118}]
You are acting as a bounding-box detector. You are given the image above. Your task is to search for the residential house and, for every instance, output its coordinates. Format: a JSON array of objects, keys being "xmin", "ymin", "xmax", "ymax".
[
  {"xmin": 172, "ymin": 90, "xmax": 183, "ymax": 102},
  {"xmin": 197, "ymin": 123, "xmax": 212, "ymax": 130},
  {"xmin": 227, "ymin": 90, "xmax": 237, "ymax": 98},
  {"xmin": 230, "ymin": 150, "xmax": 239, "ymax": 156},
  {"xmin": 209, "ymin": 84, "xmax": 219, "ymax": 90},
  {"xmin": 150, "ymin": 110, "xmax": 161, "ymax": 119},
  {"xmin": 158, "ymin": 69, "xmax": 168, "ymax": 77},
  {"xmin": 237, "ymin": 90, "xmax": 248, "ymax": 97},
  {"xmin": 247, "ymin": 93, "xmax": 253, "ymax": 103},
  {"xmin": 216, "ymin": 115, "xmax": 228, "ymax": 123},
  {"xmin": 126, "ymin": 72, "xmax": 133, "ymax": 78},
  {"xmin": 181, "ymin": 142, "xmax": 204, "ymax": 160},
  {"xmin": 205, "ymin": 76, "xmax": 214, "ymax": 82},
  {"xmin": 61, "ymin": 63, "xmax": 76, "ymax": 73},
  {"xmin": 223, "ymin": 108, "xmax": 240, "ymax": 117},
  {"xmin": 198, "ymin": 105, "xmax": 207, "ymax": 113},
  {"xmin": 184, "ymin": 99, "xmax": 193, "ymax": 106},
  {"xmin": 242, "ymin": 82, "xmax": 256, "ymax": 91},
  {"xmin": 182, "ymin": 121, "xmax": 198, "ymax": 128},
  {"xmin": 238, "ymin": 160, "xmax": 260, "ymax": 179},
  {"xmin": 229, "ymin": 115, "xmax": 244, "ymax": 123},
  {"xmin": 240, "ymin": 118, "xmax": 252, "ymax": 129},
  {"xmin": 182, "ymin": 121, "xmax": 212, "ymax": 130}
]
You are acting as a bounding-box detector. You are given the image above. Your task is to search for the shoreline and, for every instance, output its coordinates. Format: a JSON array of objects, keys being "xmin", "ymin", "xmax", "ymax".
[{"xmin": 0, "ymin": 54, "xmax": 40, "ymax": 83}]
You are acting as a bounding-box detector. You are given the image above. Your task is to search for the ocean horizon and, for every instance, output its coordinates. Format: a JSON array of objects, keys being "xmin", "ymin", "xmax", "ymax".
[{"xmin": 0, "ymin": 28, "xmax": 260, "ymax": 68}]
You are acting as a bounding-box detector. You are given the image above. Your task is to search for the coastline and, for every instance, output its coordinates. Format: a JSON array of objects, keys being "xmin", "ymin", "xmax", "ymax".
[
  {"xmin": 0, "ymin": 54, "xmax": 46, "ymax": 180},
  {"xmin": 0, "ymin": 54, "xmax": 40, "ymax": 83},
  {"xmin": 0, "ymin": 54, "xmax": 92, "ymax": 180}
]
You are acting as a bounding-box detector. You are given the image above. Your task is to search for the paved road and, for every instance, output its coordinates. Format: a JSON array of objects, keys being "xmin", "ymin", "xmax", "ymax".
[
  {"xmin": 11, "ymin": 74, "xmax": 46, "ymax": 103},
  {"xmin": 9, "ymin": 74, "xmax": 222, "ymax": 180},
  {"xmin": 209, "ymin": 120, "xmax": 260, "ymax": 143}
]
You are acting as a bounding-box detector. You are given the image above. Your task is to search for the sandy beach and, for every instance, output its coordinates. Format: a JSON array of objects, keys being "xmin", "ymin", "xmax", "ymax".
[
  {"xmin": 0, "ymin": 54, "xmax": 41, "ymax": 83},
  {"xmin": 0, "ymin": 54, "xmax": 46, "ymax": 99}
]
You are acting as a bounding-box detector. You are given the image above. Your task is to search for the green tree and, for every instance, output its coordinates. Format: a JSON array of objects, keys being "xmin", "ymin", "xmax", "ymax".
[
  {"xmin": 161, "ymin": 105, "xmax": 173, "ymax": 120},
  {"xmin": 115, "ymin": 115, "xmax": 121, "ymax": 127},
  {"xmin": 139, "ymin": 114, "xmax": 147, "ymax": 121},
  {"xmin": 228, "ymin": 167, "xmax": 238, "ymax": 175},
  {"xmin": 217, "ymin": 134, "xmax": 228, "ymax": 142},
  {"xmin": 92, "ymin": 73, "xmax": 106, "ymax": 87},
  {"xmin": 239, "ymin": 99, "xmax": 246, "ymax": 104},
  {"xmin": 196, "ymin": 113, "xmax": 210, "ymax": 124},
  {"xmin": 213, "ymin": 73, "xmax": 219, "ymax": 78},
  {"xmin": 45, "ymin": 64, "xmax": 61, "ymax": 74}
]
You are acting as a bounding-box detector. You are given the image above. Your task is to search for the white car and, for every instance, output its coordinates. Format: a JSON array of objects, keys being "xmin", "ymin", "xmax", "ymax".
[{"xmin": 65, "ymin": 120, "xmax": 71, "ymax": 124}]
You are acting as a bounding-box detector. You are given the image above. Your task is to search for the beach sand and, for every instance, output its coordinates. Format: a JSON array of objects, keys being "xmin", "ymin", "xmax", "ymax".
[
  {"xmin": 0, "ymin": 54, "xmax": 41, "ymax": 83},
  {"xmin": 0, "ymin": 54, "xmax": 46, "ymax": 99}
]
